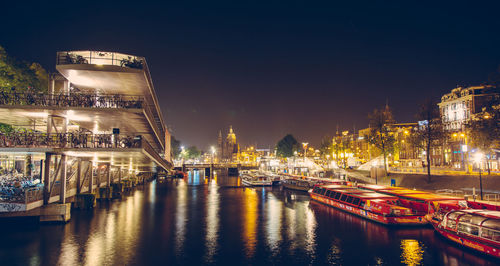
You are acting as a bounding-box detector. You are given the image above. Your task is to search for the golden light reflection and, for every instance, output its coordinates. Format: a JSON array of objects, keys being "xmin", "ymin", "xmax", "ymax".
[
  {"xmin": 58, "ymin": 225, "xmax": 79, "ymax": 265},
  {"xmin": 204, "ymin": 183, "xmax": 220, "ymax": 262},
  {"xmin": 400, "ymin": 239, "xmax": 424, "ymax": 266},
  {"xmin": 243, "ymin": 188, "xmax": 258, "ymax": 258}
]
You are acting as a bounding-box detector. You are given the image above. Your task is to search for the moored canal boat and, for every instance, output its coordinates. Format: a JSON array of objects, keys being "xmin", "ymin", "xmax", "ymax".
[
  {"xmin": 309, "ymin": 184, "xmax": 428, "ymax": 225},
  {"xmin": 432, "ymin": 209, "xmax": 500, "ymax": 259},
  {"xmin": 241, "ymin": 173, "xmax": 273, "ymax": 186},
  {"xmin": 282, "ymin": 178, "xmax": 317, "ymax": 192}
]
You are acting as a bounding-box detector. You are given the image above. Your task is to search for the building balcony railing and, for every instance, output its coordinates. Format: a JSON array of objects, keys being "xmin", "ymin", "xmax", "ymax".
[
  {"xmin": 56, "ymin": 51, "xmax": 145, "ymax": 69},
  {"xmin": 0, "ymin": 179, "xmax": 43, "ymax": 205},
  {"xmin": 0, "ymin": 132, "xmax": 144, "ymax": 149},
  {"xmin": 0, "ymin": 90, "xmax": 144, "ymax": 109}
]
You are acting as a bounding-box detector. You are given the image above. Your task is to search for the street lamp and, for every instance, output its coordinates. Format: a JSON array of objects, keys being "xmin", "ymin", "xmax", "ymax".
[
  {"xmin": 302, "ymin": 142, "xmax": 308, "ymax": 158},
  {"xmin": 474, "ymin": 152, "xmax": 484, "ymax": 200}
]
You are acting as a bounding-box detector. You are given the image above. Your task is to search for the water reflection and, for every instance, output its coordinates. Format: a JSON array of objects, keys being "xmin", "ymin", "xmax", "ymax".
[
  {"xmin": 204, "ymin": 178, "xmax": 219, "ymax": 262},
  {"xmin": 400, "ymin": 239, "xmax": 424, "ymax": 266},
  {"xmin": 242, "ymin": 187, "xmax": 258, "ymax": 258},
  {"xmin": 175, "ymin": 180, "xmax": 187, "ymax": 254},
  {"xmin": 265, "ymin": 192, "xmax": 282, "ymax": 255},
  {"xmin": 0, "ymin": 175, "xmax": 499, "ymax": 265}
]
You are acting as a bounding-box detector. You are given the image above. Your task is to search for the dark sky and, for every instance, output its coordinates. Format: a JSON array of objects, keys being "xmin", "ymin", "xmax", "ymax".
[{"xmin": 1, "ymin": 1, "xmax": 500, "ymax": 150}]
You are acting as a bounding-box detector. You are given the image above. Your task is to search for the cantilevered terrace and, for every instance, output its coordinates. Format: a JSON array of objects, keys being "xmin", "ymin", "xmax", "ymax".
[{"xmin": 0, "ymin": 51, "xmax": 171, "ymax": 220}]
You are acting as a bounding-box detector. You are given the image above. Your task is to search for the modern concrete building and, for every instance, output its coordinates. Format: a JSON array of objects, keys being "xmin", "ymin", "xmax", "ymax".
[{"xmin": 0, "ymin": 51, "xmax": 171, "ymax": 221}]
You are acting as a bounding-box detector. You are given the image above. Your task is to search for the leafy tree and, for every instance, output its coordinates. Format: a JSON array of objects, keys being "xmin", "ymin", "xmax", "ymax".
[
  {"xmin": 411, "ymin": 99, "xmax": 445, "ymax": 183},
  {"xmin": 319, "ymin": 136, "xmax": 333, "ymax": 158},
  {"xmin": 0, "ymin": 122, "xmax": 13, "ymax": 133},
  {"xmin": 466, "ymin": 95, "xmax": 500, "ymax": 175},
  {"xmin": 367, "ymin": 105, "xmax": 396, "ymax": 180},
  {"xmin": 185, "ymin": 146, "xmax": 201, "ymax": 159},
  {"xmin": 170, "ymin": 136, "xmax": 182, "ymax": 159},
  {"xmin": 276, "ymin": 134, "xmax": 299, "ymax": 158},
  {"xmin": 0, "ymin": 45, "xmax": 48, "ymax": 92}
]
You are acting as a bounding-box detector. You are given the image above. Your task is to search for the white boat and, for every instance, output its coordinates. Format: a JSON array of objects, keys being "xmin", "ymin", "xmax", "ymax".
[{"xmin": 241, "ymin": 174, "xmax": 273, "ymax": 186}]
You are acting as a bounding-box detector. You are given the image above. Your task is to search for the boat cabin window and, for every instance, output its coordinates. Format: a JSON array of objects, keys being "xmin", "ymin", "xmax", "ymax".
[
  {"xmin": 446, "ymin": 212, "xmax": 462, "ymax": 229},
  {"xmin": 334, "ymin": 192, "xmax": 341, "ymax": 200},
  {"xmin": 340, "ymin": 194, "xmax": 347, "ymax": 202},
  {"xmin": 359, "ymin": 200, "xmax": 366, "ymax": 208},
  {"xmin": 326, "ymin": 190, "xmax": 333, "ymax": 198},
  {"xmin": 319, "ymin": 188, "xmax": 326, "ymax": 195},
  {"xmin": 346, "ymin": 196, "xmax": 354, "ymax": 204},
  {"xmin": 457, "ymin": 222, "xmax": 479, "ymax": 236},
  {"xmin": 352, "ymin": 198, "xmax": 360, "ymax": 206},
  {"xmin": 313, "ymin": 187, "xmax": 320, "ymax": 194},
  {"xmin": 483, "ymin": 219, "xmax": 500, "ymax": 231},
  {"xmin": 481, "ymin": 228, "xmax": 500, "ymax": 242}
]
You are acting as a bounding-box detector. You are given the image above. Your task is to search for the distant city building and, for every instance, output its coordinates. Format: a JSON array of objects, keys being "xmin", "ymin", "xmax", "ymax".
[
  {"xmin": 438, "ymin": 85, "xmax": 498, "ymax": 131},
  {"xmin": 217, "ymin": 126, "xmax": 239, "ymax": 162}
]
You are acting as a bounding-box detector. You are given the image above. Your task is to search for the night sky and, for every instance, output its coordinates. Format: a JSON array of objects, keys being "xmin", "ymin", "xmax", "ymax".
[{"xmin": 1, "ymin": 1, "xmax": 500, "ymax": 150}]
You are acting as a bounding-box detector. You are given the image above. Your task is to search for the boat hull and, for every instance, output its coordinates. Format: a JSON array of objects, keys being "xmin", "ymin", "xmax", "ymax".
[
  {"xmin": 433, "ymin": 223, "xmax": 500, "ymax": 259},
  {"xmin": 241, "ymin": 179, "xmax": 272, "ymax": 187},
  {"xmin": 310, "ymin": 193, "xmax": 428, "ymax": 226},
  {"xmin": 282, "ymin": 183, "xmax": 310, "ymax": 192}
]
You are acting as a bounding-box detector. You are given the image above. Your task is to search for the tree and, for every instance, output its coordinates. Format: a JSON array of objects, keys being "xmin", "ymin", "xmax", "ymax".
[
  {"xmin": 170, "ymin": 136, "xmax": 182, "ymax": 159},
  {"xmin": 466, "ymin": 96, "xmax": 500, "ymax": 175},
  {"xmin": 411, "ymin": 99, "xmax": 445, "ymax": 183},
  {"xmin": 0, "ymin": 122, "xmax": 13, "ymax": 133},
  {"xmin": 185, "ymin": 146, "xmax": 201, "ymax": 159},
  {"xmin": 276, "ymin": 134, "xmax": 299, "ymax": 158},
  {"xmin": 0, "ymin": 45, "xmax": 48, "ymax": 92},
  {"xmin": 319, "ymin": 136, "xmax": 333, "ymax": 158},
  {"xmin": 367, "ymin": 105, "xmax": 396, "ymax": 179}
]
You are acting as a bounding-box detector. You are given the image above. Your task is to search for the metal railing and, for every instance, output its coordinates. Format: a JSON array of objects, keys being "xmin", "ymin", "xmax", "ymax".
[
  {"xmin": 56, "ymin": 51, "xmax": 144, "ymax": 69},
  {"xmin": 0, "ymin": 90, "xmax": 144, "ymax": 109},
  {"xmin": 0, "ymin": 132, "xmax": 143, "ymax": 149},
  {"xmin": 0, "ymin": 184, "xmax": 43, "ymax": 204}
]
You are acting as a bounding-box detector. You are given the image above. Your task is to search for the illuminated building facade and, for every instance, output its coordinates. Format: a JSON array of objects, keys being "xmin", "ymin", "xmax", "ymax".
[
  {"xmin": 438, "ymin": 85, "xmax": 498, "ymax": 169},
  {"xmin": 438, "ymin": 85, "xmax": 497, "ymax": 131}
]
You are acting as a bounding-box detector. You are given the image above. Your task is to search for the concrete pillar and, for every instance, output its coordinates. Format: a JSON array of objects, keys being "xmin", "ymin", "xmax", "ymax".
[
  {"xmin": 63, "ymin": 80, "xmax": 70, "ymax": 96},
  {"xmin": 106, "ymin": 163, "xmax": 111, "ymax": 187},
  {"xmin": 88, "ymin": 162, "xmax": 94, "ymax": 193},
  {"xmin": 43, "ymin": 153, "xmax": 52, "ymax": 205},
  {"xmin": 96, "ymin": 164, "xmax": 101, "ymax": 188},
  {"xmin": 76, "ymin": 158, "xmax": 81, "ymax": 194},
  {"xmin": 60, "ymin": 155, "xmax": 67, "ymax": 204},
  {"xmin": 47, "ymin": 115, "xmax": 53, "ymax": 134}
]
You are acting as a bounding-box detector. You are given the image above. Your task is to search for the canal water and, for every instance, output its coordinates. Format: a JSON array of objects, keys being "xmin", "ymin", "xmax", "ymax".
[{"xmin": 0, "ymin": 170, "xmax": 498, "ymax": 265}]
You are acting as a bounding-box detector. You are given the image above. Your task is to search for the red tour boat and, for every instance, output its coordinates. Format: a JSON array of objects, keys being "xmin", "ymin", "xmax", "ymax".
[
  {"xmin": 309, "ymin": 184, "xmax": 428, "ymax": 225},
  {"xmin": 433, "ymin": 209, "xmax": 500, "ymax": 258}
]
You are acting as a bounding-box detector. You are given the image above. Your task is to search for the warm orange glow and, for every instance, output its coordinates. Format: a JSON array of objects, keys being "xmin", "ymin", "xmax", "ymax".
[
  {"xmin": 400, "ymin": 239, "xmax": 424, "ymax": 265},
  {"xmin": 242, "ymin": 188, "xmax": 258, "ymax": 258}
]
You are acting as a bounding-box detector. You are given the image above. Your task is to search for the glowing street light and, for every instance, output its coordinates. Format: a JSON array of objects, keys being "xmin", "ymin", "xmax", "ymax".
[
  {"xmin": 474, "ymin": 152, "xmax": 484, "ymax": 200},
  {"xmin": 302, "ymin": 142, "xmax": 308, "ymax": 158}
]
